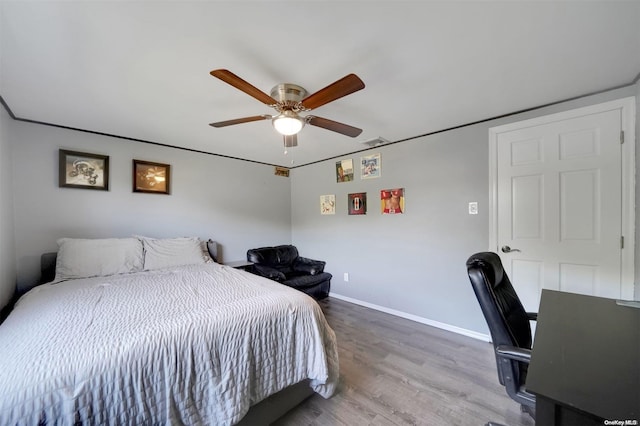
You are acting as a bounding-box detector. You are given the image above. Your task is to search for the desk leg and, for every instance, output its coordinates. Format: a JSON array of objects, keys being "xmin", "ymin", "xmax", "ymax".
[
  {"xmin": 535, "ymin": 397, "xmax": 555, "ymax": 426},
  {"xmin": 536, "ymin": 395, "xmax": 605, "ymax": 426}
]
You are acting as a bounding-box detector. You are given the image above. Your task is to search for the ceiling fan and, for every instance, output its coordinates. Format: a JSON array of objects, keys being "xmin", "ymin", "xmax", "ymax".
[{"xmin": 209, "ymin": 69, "xmax": 365, "ymax": 147}]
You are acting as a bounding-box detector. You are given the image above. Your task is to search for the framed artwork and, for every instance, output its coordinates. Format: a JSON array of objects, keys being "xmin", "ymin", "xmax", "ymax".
[
  {"xmin": 274, "ymin": 166, "xmax": 290, "ymax": 177},
  {"xmin": 348, "ymin": 193, "xmax": 367, "ymax": 215},
  {"xmin": 336, "ymin": 159, "xmax": 354, "ymax": 182},
  {"xmin": 133, "ymin": 160, "xmax": 171, "ymax": 194},
  {"xmin": 320, "ymin": 194, "xmax": 336, "ymax": 215},
  {"xmin": 361, "ymin": 153, "xmax": 381, "ymax": 179},
  {"xmin": 59, "ymin": 149, "xmax": 109, "ymax": 190},
  {"xmin": 380, "ymin": 188, "xmax": 404, "ymax": 214}
]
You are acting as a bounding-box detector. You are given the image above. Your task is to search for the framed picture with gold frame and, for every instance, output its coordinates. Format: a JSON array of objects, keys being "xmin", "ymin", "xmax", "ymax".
[{"xmin": 133, "ymin": 160, "xmax": 171, "ymax": 194}]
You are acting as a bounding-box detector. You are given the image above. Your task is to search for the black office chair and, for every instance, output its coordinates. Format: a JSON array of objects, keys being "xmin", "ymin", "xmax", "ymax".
[{"xmin": 466, "ymin": 252, "xmax": 536, "ymax": 419}]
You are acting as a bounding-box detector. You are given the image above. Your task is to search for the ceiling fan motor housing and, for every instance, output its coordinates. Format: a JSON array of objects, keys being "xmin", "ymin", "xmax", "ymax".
[
  {"xmin": 270, "ymin": 84, "xmax": 308, "ymax": 108},
  {"xmin": 270, "ymin": 84, "xmax": 308, "ymax": 135}
]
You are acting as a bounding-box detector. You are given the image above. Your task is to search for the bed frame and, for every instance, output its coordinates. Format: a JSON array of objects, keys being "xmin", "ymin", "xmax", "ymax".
[
  {"xmin": 237, "ymin": 379, "xmax": 313, "ymax": 425},
  {"xmin": 38, "ymin": 253, "xmax": 315, "ymax": 425}
]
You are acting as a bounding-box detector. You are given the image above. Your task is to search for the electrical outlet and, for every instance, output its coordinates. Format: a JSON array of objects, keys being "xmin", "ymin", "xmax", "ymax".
[
  {"xmin": 343, "ymin": 272, "xmax": 349, "ymax": 282},
  {"xmin": 468, "ymin": 202, "xmax": 478, "ymax": 215}
]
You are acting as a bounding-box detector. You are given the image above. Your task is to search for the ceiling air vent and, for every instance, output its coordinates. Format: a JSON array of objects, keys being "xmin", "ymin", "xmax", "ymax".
[{"xmin": 360, "ymin": 137, "xmax": 390, "ymax": 147}]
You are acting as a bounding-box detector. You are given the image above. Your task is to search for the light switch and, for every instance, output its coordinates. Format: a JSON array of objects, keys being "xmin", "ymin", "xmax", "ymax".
[{"xmin": 468, "ymin": 202, "xmax": 478, "ymax": 215}]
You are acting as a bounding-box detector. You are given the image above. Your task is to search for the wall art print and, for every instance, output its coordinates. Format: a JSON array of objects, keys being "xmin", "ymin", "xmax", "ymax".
[
  {"xmin": 380, "ymin": 188, "xmax": 404, "ymax": 214},
  {"xmin": 348, "ymin": 193, "xmax": 367, "ymax": 215},
  {"xmin": 336, "ymin": 159, "xmax": 354, "ymax": 182},
  {"xmin": 320, "ymin": 194, "xmax": 336, "ymax": 215},
  {"xmin": 59, "ymin": 149, "xmax": 109, "ymax": 191},
  {"xmin": 133, "ymin": 160, "xmax": 171, "ymax": 194},
  {"xmin": 274, "ymin": 166, "xmax": 290, "ymax": 177},
  {"xmin": 360, "ymin": 153, "xmax": 381, "ymax": 179}
]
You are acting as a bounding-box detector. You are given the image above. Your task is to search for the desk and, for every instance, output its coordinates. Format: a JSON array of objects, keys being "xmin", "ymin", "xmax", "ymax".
[{"xmin": 527, "ymin": 290, "xmax": 640, "ymax": 425}]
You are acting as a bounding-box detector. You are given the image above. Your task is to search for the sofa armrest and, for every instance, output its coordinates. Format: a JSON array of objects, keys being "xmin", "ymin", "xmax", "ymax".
[
  {"xmin": 293, "ymin": 257, "xmax": 326, "ymax": 275},
  {"xmin": 249, "ymin": 264, "xmax": 286, "ymax": 282}
]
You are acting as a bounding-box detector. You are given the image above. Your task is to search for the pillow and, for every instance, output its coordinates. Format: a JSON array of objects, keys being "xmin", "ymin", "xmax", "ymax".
[
  {"xmin": 138, "ymin": 236, "xmax": 209, "ymax": 270},
  {"xmin": 54, "ymin": 237, "xmax": 144, "ymax": 282}
]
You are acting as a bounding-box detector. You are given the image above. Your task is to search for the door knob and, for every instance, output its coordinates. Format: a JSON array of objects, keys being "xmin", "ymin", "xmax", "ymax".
[{"xmin": 501, "ymin": 245, "xmax": 521, "ymax": 253}]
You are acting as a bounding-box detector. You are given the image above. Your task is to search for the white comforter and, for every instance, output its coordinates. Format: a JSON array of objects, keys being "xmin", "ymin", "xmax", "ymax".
[{"xmin": 0, "ymin": 263, "xmax": 339, "ymax": 425}]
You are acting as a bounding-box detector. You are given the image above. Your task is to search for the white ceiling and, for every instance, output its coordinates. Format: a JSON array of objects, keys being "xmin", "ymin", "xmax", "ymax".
[{"xmin": 2, "ymin": 1, "xmax": 639, "ymax": 168}]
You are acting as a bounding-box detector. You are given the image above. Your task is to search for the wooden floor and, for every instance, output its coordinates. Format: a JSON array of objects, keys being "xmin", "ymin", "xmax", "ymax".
[{"xmin": 273, "ymin": 297, "xmax": 535, "ymax": 426}]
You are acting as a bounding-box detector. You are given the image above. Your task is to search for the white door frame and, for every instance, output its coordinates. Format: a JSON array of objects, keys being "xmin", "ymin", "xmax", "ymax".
[{"xmin": 489, "ymin": 97, "xmax": 636, "ymax": 300}]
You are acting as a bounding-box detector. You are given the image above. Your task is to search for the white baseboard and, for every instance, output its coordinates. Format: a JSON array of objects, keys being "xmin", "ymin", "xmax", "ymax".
[{"xmin": 329, "ymin": 292, "xmax": 491, "ymax": 342}]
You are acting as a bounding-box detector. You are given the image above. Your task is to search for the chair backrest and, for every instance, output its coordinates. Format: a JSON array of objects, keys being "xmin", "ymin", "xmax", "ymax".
[
  {"xmin": 247, "ymin": 245, "xmax": 299, "ymax": 268},
  {"xmin": 466, "ymin": 252, "xmax": 532, "ymax": 385}
]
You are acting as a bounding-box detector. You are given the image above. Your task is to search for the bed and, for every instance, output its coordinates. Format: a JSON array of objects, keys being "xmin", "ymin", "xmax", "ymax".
[{"xmin": 0, "ymin": 237, "xmax": 339, "ymax": 425}]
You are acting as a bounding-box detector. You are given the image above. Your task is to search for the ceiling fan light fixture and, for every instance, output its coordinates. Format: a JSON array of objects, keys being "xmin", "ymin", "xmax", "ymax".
[{"xmin": 272, "ymin": 111, "xmax": 304, "ymax": 135}]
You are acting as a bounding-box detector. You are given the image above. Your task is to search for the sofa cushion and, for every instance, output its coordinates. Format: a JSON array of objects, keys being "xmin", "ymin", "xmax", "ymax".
[{"xmin": 252, "ymin": 264, "xmax": 287, "ymax": 282}]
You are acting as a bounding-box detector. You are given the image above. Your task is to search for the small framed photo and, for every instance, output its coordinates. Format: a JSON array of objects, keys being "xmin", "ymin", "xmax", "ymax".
[
  {"xmin": 320, "ymin": 194, "xmax": 336, "ymax": 215},
  {"xmin": 133, "ymin": 160, "xmax": 171, "ymax": 194},
  {"xmin": 361, "ymin": 153, "xmax": 381, "ymax": 179},
  {"xmin": 336, "ymin": 159, "xmax": 354, "ymax": 182},
  {"xmin": 274, "ymin": 166, "xmax": 290, "ymax": 177},
  {"xmin": 348, "ymin": 192, "xmax": 367, "ymax": 215},
  {"xmin": 381, "ymin": 188, "xmax": 405, "ymax": 214},
  {"xmin": 59, "ymin": 149, "xmax": 109, "ymax": 190}
]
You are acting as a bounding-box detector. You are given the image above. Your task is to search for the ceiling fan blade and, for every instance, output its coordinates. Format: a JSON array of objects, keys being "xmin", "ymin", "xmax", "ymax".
[
  {"xmin": 210, "ymin": 69, "xmax": 278, "ymax": 106},
  {"xmin": 301, "ymin": 74, "xmax": 365, "ymax": 110},
  {"xmin": 283, "ymin": 134, "xmax": 298, "ymax": 148},
  {"xmin": 209, "ymin": 115, "xmax": 271, "ymax": 128},
  {"xmin": 307, "ymin": 116, "xmax": 363, "ymax": 137}
]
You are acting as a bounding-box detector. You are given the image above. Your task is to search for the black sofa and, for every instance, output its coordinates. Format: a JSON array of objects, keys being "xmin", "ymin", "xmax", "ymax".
[{"xmin": 246, "ymin": 245, "xmax": 331, "ymax": 300}]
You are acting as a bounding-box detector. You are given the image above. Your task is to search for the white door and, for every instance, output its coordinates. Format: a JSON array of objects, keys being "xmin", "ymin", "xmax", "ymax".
[{"xmin": 489, "ymin": 97, "xmax": 635, "ymax": 313}]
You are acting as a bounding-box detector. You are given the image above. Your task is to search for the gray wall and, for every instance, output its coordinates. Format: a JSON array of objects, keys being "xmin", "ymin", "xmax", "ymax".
[
  {"xmin": 291, "ymin": 85, "xmax": 638, "ymax": 336},
  {"xmin": 3, "ymin": 84, "xmax": 639, "ymax": 335},
  {"xmin": 10, "ymin": 120, "xmax": 292, "ymax": 292},
  {"xmin": 0, "ymin": 107, "xmax": 16, "ymax": 308}
]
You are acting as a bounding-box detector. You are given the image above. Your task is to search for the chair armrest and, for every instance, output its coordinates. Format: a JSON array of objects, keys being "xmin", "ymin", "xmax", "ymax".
[
  {"xmin": 293, "ymin": 257, "xmax": 326, "ymax": 275},
  {"xmin": 495, "ymin": 345, "xmax": 532, "ymax": 364},
  {"xmin": 248, "ymin": 264, "xmax": 286, "ymax": 282},
  {"xmin": 527, "ymin": 312, "xmax": 537, "ymax": 321}
]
